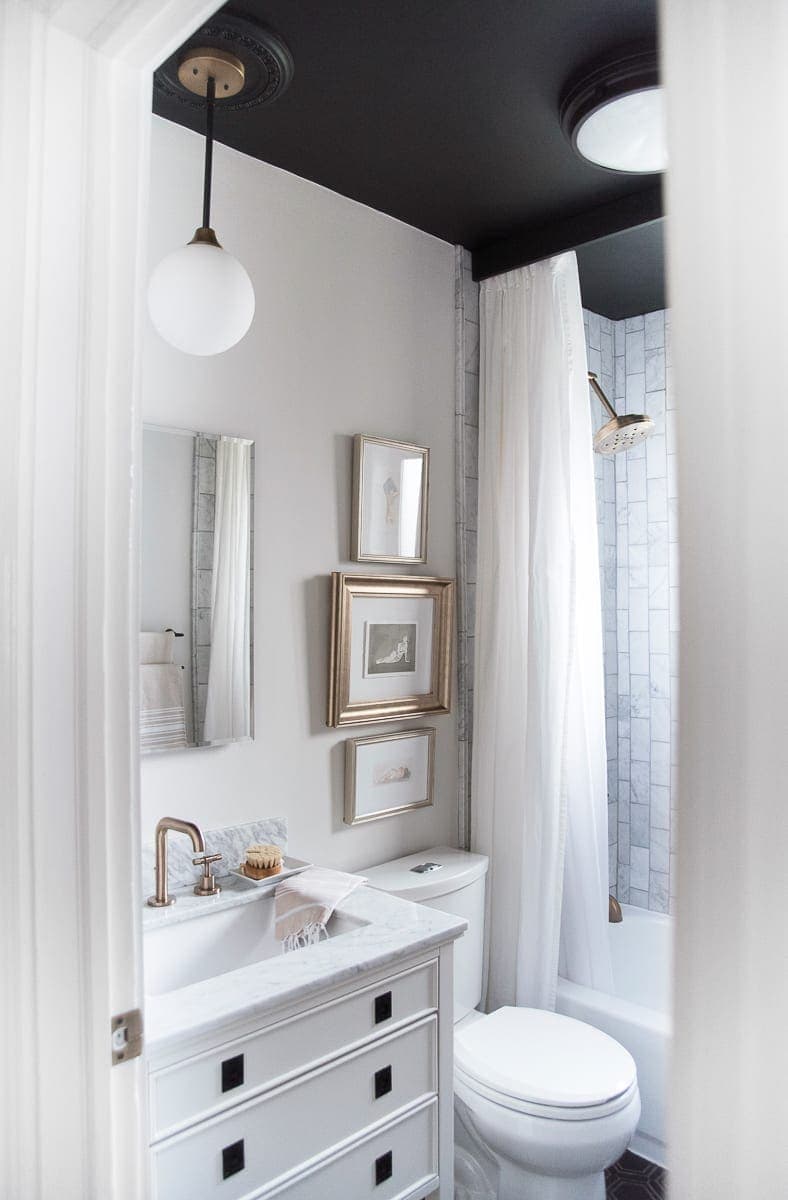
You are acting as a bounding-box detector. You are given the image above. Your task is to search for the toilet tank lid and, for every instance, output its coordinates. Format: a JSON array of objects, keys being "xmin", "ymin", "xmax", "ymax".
[{"xmin": 364, "ymin": 846, "xmax": 489, "ymax": 901}]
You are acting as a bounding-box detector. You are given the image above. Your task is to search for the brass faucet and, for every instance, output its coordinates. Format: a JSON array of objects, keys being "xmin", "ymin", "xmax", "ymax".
[{"xmin": 147, "ymin": 817, "xmax": 221, "ymax": 907}]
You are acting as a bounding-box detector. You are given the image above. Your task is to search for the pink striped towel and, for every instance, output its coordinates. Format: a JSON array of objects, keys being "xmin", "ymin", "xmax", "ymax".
[{"xmin": 275, "ymin": 867, "xmax": 366, "ymax": 951}]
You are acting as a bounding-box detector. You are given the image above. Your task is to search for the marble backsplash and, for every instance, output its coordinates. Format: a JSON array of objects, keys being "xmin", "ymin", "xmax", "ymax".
[{"xmin": 141, "ymin": 816, "xmax": 287, "ymax": 895}]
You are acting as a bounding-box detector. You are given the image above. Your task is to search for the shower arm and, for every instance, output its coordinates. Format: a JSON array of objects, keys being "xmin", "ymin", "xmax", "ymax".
[{"xmin": 587, "ymin": 372, "xmax": 619, "ymax": 422}]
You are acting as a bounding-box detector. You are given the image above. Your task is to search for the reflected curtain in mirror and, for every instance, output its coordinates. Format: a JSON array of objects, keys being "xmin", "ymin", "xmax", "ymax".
[{"xmin": 203, "ymin": 437, "xmax": 252, "ymax": 742}]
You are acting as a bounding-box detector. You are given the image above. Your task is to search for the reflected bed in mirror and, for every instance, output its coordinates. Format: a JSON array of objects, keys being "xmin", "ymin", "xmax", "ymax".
[{"xmin": 141, "ymin": 425, "xmax": 254, "ymax": 752}]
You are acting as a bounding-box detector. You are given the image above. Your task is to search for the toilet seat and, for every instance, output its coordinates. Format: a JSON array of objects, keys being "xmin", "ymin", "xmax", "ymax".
[
  {"xmin": 455, "ymin": 1063, "xmax": 639, "ymax": 1122},
  {"xmin": 455, "ymin": 1007, "xmax": 637, "ymax": 1120}
]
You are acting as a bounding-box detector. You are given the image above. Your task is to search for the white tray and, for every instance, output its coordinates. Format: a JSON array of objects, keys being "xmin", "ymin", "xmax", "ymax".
[{"xmin": 230, "ymin": 855, "xmax": 312, "ymax": 891}]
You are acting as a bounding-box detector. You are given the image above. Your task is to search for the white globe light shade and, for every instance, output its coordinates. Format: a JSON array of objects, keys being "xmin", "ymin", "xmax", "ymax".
[
  {"xmin": 576, "ymin": 86, "xmax": 667, "ymax": 174},
  {"xmin": 147, "ymin": 240, "xmax": 255, "ymax": 355}
]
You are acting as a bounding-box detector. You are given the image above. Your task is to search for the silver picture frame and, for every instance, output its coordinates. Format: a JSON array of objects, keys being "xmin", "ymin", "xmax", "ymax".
[
  {"xmin": 344, "ymin": 727, "xmax": 436, "ymax": 825},
  {"xmin": 351, "ymin": 434, "xmax": 430, "ymax": 563},
  {"xmin": 327, "ymin": 572, "xmax": 454, "ymax": 727}
]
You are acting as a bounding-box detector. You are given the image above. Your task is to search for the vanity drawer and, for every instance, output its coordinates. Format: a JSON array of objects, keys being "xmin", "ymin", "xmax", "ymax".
[
  {"xmin": 263, "ymin": 1098, "xmax": 438, "ymax": 1200},
  {"xmin": 150, "ymin": 958, "xmax": 437, "ymax": 1140},
  {"xmin": 153, "ymin": 1015, "xmax": 437, "ymax": 1200}
]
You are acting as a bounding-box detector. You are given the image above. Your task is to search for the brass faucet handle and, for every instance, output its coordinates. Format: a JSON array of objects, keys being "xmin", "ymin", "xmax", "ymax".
[
  {"xmin": 193, "ymin": 852, "xmax": 223, "ymax": 897},
  {"xmin": 193, "ymin": 852, "xmax": 223, "ymax": 868}
]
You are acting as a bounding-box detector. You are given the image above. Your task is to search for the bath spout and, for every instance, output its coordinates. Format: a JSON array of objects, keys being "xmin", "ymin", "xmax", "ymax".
[{"xmin": 609, "ymin": 894, "xmax": 623, "ymax": 923}]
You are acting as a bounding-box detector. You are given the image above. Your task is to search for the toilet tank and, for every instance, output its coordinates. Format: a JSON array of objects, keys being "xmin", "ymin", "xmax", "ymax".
[{"xmin": 364, "ymin": 846, "xmax": 488, "ymax": 1022}]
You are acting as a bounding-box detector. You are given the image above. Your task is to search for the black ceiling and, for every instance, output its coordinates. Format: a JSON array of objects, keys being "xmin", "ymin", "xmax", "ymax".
[
  {"xmin": 576, "ymin": 218, "xmax": 665, "ymax": 320},
  {"xmin": 152, "ymin": 0, "xmax": 665, "ymax": 318}
]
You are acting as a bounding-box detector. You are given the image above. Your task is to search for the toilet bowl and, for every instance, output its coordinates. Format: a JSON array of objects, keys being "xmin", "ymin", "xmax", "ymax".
[
  {"xmin": 454, "ymin": 1007, "xmax": 640, "ymax": 1200},
  {"xmin": 363, "ymin": 847, "xmax": 641, "ymax": 1200}
]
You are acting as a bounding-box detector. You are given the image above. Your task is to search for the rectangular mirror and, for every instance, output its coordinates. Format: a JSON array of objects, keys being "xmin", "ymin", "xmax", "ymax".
[{"xmin": 140, "ymin": 425, "xmax": 254, "ymax": 751}]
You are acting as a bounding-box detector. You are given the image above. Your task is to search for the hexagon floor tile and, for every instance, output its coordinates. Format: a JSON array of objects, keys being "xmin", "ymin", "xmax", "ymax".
[{"xmin": 605, "ymin": 1151, "xmax": 666, "ymax": 1199}]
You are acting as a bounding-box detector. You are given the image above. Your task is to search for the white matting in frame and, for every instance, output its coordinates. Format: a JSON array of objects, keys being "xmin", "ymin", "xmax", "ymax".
[
  {"xmin": 345, "ymin": 728, "xmax": 435, "ymax": 825},
  {"xmin": 351, "ymin": 435, "xmax": 429, "ymax": 563},
  {"xmin": 352, "ymin": 596, "xmax": 434, "ymax": 700}
]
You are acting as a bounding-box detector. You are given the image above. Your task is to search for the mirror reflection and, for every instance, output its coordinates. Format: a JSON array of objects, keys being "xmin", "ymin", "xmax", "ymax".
[{"xmin": 140, "ymin": 426, "xmax": 254, "ymax": 751}]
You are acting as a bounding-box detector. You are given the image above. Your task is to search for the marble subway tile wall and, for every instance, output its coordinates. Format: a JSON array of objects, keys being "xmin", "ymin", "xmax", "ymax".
[
  {"xmin": 454, "ymin": 246, "xmax": 480, "ymax": 848},
  {"xmin": 587, "ymin": 307, "xmax": 678, "ymax": 914}
]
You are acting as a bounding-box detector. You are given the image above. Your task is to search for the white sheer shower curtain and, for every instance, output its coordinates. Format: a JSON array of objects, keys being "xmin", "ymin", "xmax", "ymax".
[
  {"xmin": 203, "ymin": 437, "xmax": 252, "ymax": 743},
  {"xmin": 472, "ymin": 252, "xmax": 612, "ymax": 1012}
]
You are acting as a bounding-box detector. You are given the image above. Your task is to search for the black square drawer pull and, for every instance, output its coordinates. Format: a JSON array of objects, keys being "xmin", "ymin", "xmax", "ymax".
[
  {"xmin": 221, "ymin": 1053, "xmax": 245, "ymax": 1093},
  {"xmin": 374, "ymin": 991, "xmax": 392, "ymax": 1024},
  {"xmin": 375, "ymin": 1151, "xmax": 393, "ymax": 1185},
  {"xmin": 374, "ymin": 1065, "xmax": 392, "ymax": 1099},
  {"xmin": 222, "ymin": 1139, "xmax": 245, "ymax": 1180}
]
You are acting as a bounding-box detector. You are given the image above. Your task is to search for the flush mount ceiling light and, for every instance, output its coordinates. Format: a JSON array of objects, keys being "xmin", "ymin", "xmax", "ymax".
[
  {"xmin": 148, "ymin": 15, "xmax": 293, "ymax": 356},
  {"xmin": 560, "ymin": 44, "xmax": 666, "ymax": 174}
]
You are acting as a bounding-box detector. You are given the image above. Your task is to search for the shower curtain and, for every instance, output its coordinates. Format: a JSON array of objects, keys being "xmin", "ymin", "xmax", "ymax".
[
  {"xmin": 203, "ymin": 437, "xmax": 252, "ymax": 743},
  {"xmin": 472, "ymin": 252, "xmax": 612, "ymax": 1012}
]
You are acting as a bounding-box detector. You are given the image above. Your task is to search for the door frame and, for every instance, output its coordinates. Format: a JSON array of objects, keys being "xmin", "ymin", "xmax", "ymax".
[
  {"xmin": 1, "ymin": 3, "xmax": 219, "ymax": 1196},
  {"xmin": 3, "ymin": 0, "xmax": 784, "ymax": 1193}
]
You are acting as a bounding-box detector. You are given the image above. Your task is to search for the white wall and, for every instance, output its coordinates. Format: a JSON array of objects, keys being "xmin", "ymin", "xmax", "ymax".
[{"xmin": 141, "ymin": 116, "xmax": 458, "ymax": 871}]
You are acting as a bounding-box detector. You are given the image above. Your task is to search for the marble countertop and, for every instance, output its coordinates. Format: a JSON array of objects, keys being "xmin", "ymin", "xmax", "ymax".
[
  {"xmin": 144, "ymin": 881, "xmax": 466, "ymax": 1059},
  {"xmin": 142, "ymin": 867, "xmax": 305, "ymax": 931}
]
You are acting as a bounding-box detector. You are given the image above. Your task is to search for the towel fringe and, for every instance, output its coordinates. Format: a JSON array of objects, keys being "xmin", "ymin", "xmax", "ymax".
[{"xmin": 281, "ymin": 921, "xmax": 328, "ymax": 954}]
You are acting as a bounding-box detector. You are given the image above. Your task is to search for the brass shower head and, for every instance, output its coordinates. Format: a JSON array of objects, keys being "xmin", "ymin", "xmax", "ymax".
[{"xmin": 588, "ymin": 372, "xmax": 655, "ymax": 456}]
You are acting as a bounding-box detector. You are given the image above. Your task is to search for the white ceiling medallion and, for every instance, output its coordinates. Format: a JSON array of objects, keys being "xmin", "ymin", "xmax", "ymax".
[{"xmin": 560, "ymin": 45, "xmax": 666, "ymax": 175}]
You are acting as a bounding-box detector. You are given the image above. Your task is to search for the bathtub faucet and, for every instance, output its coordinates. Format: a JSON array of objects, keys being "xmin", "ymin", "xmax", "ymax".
[{"xmin": 609, "ymin": 894, "xmax": 623, "ymax": 923}]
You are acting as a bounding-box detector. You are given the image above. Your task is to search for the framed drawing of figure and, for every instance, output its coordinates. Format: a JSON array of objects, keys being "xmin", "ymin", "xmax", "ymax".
[
  {"xmin": 351, "ymin": 435, "xmax": 429, "ymax": 563},
  {"xmin": 327, "ymin": 573, "xmax": 453, "ymax": 726}
]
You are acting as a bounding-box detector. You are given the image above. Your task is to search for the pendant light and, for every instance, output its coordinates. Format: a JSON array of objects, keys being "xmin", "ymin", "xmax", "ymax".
[
  {"xmin": 560, "ymin": 45, "xmax": 666, "ymax": 175},
  {"xmin": 148, "ymin": 49, "xmax": 255, "ymax": 355},
  {"xmin": 148, "ymin": 17, "xmax": 294, "ymax": 356}
]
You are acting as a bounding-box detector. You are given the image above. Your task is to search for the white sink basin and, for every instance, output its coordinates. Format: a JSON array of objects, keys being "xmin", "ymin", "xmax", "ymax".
[{"xmin": 144, "ymin": 891, "xmax": 366, "ymax": 996}]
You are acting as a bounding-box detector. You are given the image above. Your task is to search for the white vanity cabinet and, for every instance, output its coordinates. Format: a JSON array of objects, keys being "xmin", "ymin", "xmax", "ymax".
[{"xmin": 147, "ymin": 951, "xmax": 455, "ymax": 1200}]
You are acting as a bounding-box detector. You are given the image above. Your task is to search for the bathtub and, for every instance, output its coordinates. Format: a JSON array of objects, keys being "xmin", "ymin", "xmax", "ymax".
[{"xmin": 556, "ymin": 904, "xmax": 672, "ymax": 1167}]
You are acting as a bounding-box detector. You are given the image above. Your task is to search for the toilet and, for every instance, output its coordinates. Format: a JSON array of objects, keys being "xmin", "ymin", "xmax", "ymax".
[{"xmin": 364, "ymin": 846, "xmax": 640, "ymax": 1200}]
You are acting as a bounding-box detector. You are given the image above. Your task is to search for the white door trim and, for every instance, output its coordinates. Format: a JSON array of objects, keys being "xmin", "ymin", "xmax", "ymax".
[
  {"xmin": 0, "ymin": 3, "xmax": 220, "ymax": 1196},
  {"xmin": 662, "ymin": 0, "xmax": 788, "ymax": 1190}
]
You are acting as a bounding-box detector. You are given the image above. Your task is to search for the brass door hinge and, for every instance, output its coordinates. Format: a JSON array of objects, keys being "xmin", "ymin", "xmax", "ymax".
[{"xmin": 111, "ymin": 1009, "xmax": 143, "ymax": 1065}]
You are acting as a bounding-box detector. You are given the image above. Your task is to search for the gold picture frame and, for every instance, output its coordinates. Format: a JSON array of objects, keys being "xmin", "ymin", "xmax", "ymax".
[
  {"xmin": 344, "ymin": 728, "xmax": 436, "ymax": 825},
  {"xmin": 351, "ymin": 434, "xmax": 430, "ymax": 564},
  {"xmin": 327, "ymin": 572, "xmax": 454, "ymax": 727}
]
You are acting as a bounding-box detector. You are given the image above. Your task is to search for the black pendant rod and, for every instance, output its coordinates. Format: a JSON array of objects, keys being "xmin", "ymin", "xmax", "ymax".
[{"xmin": 202, "ymin": 74, "xmax": 216, "ymax": 229}]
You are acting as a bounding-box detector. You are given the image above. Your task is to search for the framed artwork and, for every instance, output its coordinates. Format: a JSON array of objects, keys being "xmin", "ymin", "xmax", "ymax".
[
  {"xmin": 344, "ymin": 728, "xmax": 436, "ymax": 825},
  {"xmin": 351, "ymin": 435, "xmax": 429, "ymax": 563},
  {"xmin": 327, "ymin": 573, "xmax": 454, "ymax": 726}
]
